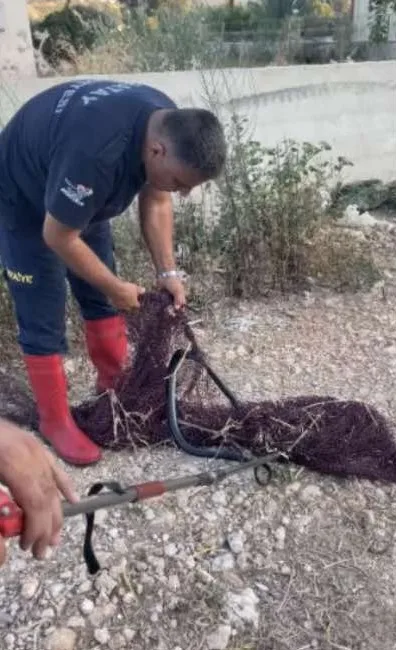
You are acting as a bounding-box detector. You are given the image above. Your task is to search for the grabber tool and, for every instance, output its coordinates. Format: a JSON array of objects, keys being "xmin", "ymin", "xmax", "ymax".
[{"xmin": 0, "ymin": 450, "xmax": 285, "ymax": 575}]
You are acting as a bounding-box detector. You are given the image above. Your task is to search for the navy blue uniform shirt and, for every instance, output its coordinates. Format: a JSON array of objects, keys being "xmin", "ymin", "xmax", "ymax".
[{"xmin": 0, "ymin": 80, "xmax": 176, "ymax": 232}]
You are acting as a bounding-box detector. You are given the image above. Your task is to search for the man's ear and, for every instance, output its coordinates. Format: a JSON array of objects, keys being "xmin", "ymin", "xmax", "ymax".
[{"xmin": 150, "ymin": 140, "xmax": 166, "ymax": 159}]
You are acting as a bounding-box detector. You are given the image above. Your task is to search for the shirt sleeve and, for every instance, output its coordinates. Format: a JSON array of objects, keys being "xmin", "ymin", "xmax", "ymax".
[{"xmin": 44, "ymin": 146, "xmax": 114, "ymax": 230}]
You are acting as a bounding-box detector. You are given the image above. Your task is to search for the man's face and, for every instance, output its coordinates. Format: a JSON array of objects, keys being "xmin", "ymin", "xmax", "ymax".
[{"xmin": 144, "ymin": 139, "xmax": 205, "ymax": 196}]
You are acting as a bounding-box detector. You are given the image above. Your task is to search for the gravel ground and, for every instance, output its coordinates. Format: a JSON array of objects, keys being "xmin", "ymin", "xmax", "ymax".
[{"xmin": 2, "ymin": 222, "xmax": 396, "ymax": 650}]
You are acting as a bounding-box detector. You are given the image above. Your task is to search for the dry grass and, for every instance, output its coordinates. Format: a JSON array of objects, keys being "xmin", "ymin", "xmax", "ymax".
[
  {"xmin": 71, "ymin": 40, "xmax": 136, "ymax": 75},
  {"xmin": 304, "ymin": 225, "xmax": 382, "ymax": 293}
]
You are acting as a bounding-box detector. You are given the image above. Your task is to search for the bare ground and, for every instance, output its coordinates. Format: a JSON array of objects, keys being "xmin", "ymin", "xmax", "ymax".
[{"xmin": 2, "ymin": 224, "xmax": 396, "ymax": 650}]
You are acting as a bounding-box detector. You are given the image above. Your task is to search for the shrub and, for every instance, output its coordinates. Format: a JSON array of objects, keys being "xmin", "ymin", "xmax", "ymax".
[
  {"xmin": 120, "ymin": 7, "xmax": 221, "ymax": 72},
  {"xmin": 205, "ymin": 116, "xmax": 354, "ymax": 295},
  {"xmin": 31, "ymin": 4, "xmax": 118, "ymax": 67}
]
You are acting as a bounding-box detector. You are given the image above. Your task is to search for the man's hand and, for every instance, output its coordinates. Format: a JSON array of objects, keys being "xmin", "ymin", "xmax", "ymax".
[
  {"xmin": 108, "ymin": 280, "xmax": 146, "ymax": 311},
  {"xmin": 158, "ymin": 276, "xmax": 186, "ymax": 311},
  {"xmin": 0, "ymin": 419, "xmax": 78, "ymax": 565}
]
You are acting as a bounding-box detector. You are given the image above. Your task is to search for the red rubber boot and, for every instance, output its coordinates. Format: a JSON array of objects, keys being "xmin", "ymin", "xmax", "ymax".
[
  {"xmin": 84, "ymin": 315, "xmax": 129, "ymax": 393},
  {"xmin": 24, "ymin": 354, "xmax": 102, "ymax": 466}
]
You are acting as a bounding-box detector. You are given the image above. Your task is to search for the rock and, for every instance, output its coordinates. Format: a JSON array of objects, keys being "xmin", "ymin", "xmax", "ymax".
[
  {"xmin": 21, "ymin": 578, "xmax": 39, "ymax": 599},
  {"xmin": 8, "ymin": 558, "xmax": 26, "ymax": 572},
  {"xmin": 0, "ymin": 611, "xmax": 14, "ymax": 625},
  {"xmin": 227, "ymin": 588, "xmax": 260, "ymax": 629},
  {"xmin": 368, "ymin": 527, "xmax": 392, "ymax": 555},
  {"xmin": 94, "ymin": 628, "xmax": 111, "ymax": 645},
  {"xmin": 227, "ymin": 531, "xmax": 245, "ymax": 555},
  {"xmin": 77, "ymin": 581, "xmax": 91, "ymax": 594},
  {"xmin": 112, "ymin": 634, "xmax": 127, "ymax": 649},
  {"xmin": 212, "ymin": 552, "xmax": 235, "ymax": 572},
  {"xmin": 301, "ymin": 485, "xmax": 322, "ymax": 502},
  {"xmin": 122, "ymin": 592, "xmax": 136, "ymax": 605},
  {"xmin": 47, "ymin": 628, "xmax": 77, "ymax": 650},
  {"xmin": 195, "ymin": 567, "xmax": 215, "ymax": 584},
  {"xmin": 89, "ymin": 607, "xmax": 110, "ymax": 628},
  {"xmin": 114, "ymin": 538, "xmax": 128, "ymax": 554},
  {"xmin": 50, "ymin": 583, "xmax": 64, "ymax": 598},
  {"xmin": 285, "ymin": 482, "xmax": 301, "ymax": 496},
  {"xmin": 144, "ymin": 507, "xmax": 156, "ymax": 521},
  {"xmin": 274, "ymin": 526, "xmax": 286, "ymax": 550},
  {"xmin": 80, "ymin": 599, "xmax": 94, "ymax": 615},
  {"xmin": 185, "ymin": 555, "xmax": 195, "ymax": 570},
  {"xmin": 42, "ymin": 608, "xmax": 55, "ymax": 619},
  {"xmin": 224, "ymin": 350, "xmax": 236, "ymax": 361},
  {"xmin": 206, "ymin": 624, "xmax": 232, "ymax": 649},
  {"xmin": 264, "ymin": 498, "xmax": 278, "ymax": 519},
  {"xmin": 95, "ymin": 571, "xmax": 118, "ymax": 595},
  {"xmin": 67, "ymin": 616, "xmax": 85, "ymax": 628},
  {"xmin": 4, "ymin": 634, "xmax": 15, "ymax": 649},
  {"xmin": 280, "ymin": 564, "xmax": 292, "ymax": 576},
  {"xmin": 123, "ymin": 627, "xmax": 136, "ymax": 642},
  {"xmin": 223, "ymin": 572, "xmax": 245, "ymax": 590},
  {"xmin": 212, "ymin": 490, "xmax": 227, "ymax": 507},
  {"xmin": 60, "ymin": 571, "xmax": 72, "ymax": 580},
  {"xmin": 236, "ymin": 553, "xmax": 249, "ymax": 571},
  {"xmin": 102, "ymin": 603, "xmax": 117, "ymax": 619},
  {"xmin": 164, "ymin": 543, "xmax": 178, "ymax": 557},
  {"xmin": 147, "ymin": 555, "xmax": 165, "ymax": 573},
  {"xmin": 168, "ymin": 574, "xmax": 181, "ymax": 591}
]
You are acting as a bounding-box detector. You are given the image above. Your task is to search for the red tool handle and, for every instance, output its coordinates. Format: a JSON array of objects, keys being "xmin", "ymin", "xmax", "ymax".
[
  {"xmin": 0, "ymin": 488, "xmax": 23, "ymax": 538},
  {"xmin": 0, "ymin": 481, "xmax": 168, "ymax": 540}
]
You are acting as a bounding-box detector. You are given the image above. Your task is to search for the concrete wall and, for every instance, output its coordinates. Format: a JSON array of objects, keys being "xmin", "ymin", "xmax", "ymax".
[
  {"xmin": 0, "ymin": 0, "xmax": 36, "ymax": 78},
  {"xmin": 1, "ymin": 61, "xmax": 395, "ymax": 183}
]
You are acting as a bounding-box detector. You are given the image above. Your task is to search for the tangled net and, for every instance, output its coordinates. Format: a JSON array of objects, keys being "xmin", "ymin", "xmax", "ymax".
[{"xmin": 2, "ymin": 291, "xmax": 396, "ymax": 483}]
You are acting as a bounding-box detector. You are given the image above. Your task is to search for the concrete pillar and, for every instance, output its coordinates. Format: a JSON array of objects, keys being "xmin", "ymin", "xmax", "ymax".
[
  {"xmin": 0, "ymin": 0, "xmax": 36, "ymax": 77},
  {"xmin": 352, "ymin": 0, "xmax": 370, "ymax": 42}
]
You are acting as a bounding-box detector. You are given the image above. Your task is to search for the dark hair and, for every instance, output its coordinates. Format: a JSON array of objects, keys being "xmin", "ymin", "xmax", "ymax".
[{"xmin": 160, "ymin": 108, "xmax": 226, "ymax": 180}]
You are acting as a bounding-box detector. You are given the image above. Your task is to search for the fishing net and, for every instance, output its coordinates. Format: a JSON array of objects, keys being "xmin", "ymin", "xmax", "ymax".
[{"xmin": 2, "ymin": 291, "xmax": 396, "ymax": 483}]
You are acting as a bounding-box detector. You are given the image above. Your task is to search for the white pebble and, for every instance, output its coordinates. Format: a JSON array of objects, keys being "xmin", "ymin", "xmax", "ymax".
[
  {"xmin": 47, "ymin": 628, "xmax": 77, "ymax": 650},
  {"xmin": 80, "ymin": 599, "xmax": 94, "ymax": 615},
  {"xmin": 207, "ymin": 624, "xmax": 232, "ymax": 650},
  {"xmin": 168, "ymin": 574, "xmax": 181, "ymax": 591},
  {"xmin": 164, "ymin": 543, "xmax": 178, "ymax": 557},
  {"xmin": 50, "ymin": 583, "xmax": 64, "ymax": 598},
  {"xmin": 67, "ymin": 616, "xmax": 85, "ymax": 628},
  {"xmin": 212, "ymin": 552, "xmax": 235, "ymax": 572},
  {"xmin": 227, "ymin": 588, "xmax": 260, "ymax": 629},
  {"xmin": 144, "ymin": 507, "xmax": 155, "ymax": 521},
  {"xmin": 274, "ymin": 526, "xmax": 286, "ymax": 550},
  {"xmin": 212, "ymin": 490, "xmax": 227, "ymax": 507},
  {"xmin": 21, "ymin": 578, "xmax": 39, "ymax": 599},
  {"xmin": 123, "ymin": 628, "xmax": 136, "ymax": 642},
  {"xmin": 227, "ymin": 531, "xmax": 245, "ymax": 555},
  {"xmin": 94, "ymin": 628, "xmax": 111, "ymax": 645},
  {"xmin": 301, "ymin": 485, "xmax": 322, "ymax": 501}
]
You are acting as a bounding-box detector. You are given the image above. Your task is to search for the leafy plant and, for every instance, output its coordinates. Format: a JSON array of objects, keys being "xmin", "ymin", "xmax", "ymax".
[
  {"xmin": 120, "ymin": 7, "xmax": 222, "ymax": 72},
  {"xmin": 31, "ymin": 4, "xmax": 117, "ymax": 66},
  {"xmin": 368, "ymin": 0, "xmax": 396, "ymax": 42},
  {"xmin": 209, "ymin": 115, "xmax": 353, "ymax": 295}
]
